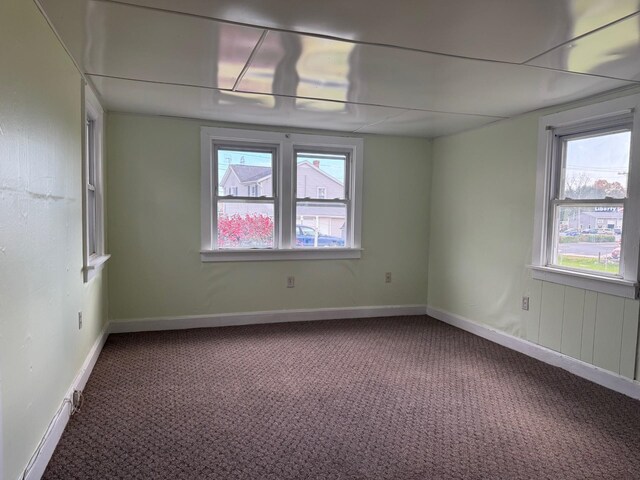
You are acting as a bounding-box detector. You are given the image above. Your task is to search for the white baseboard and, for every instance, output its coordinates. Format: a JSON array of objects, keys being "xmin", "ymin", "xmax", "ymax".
[
  {"xmin": 22, "ymin": 323, "xmax": 110, "ymax": 480},
  {"xmin": 427, "ymin": 306, "xmax": 640, "ymax": 401},
  {"xmin": 21, "ymin": 304, "xmax": 637, "ymax": 480},
  {"xmin": 109, "ymin": 305, "xmax": 428, "ymax": 334},
  {"xmin": 1, "ymin": 377, "xmax": 3, "ymax": 480}
]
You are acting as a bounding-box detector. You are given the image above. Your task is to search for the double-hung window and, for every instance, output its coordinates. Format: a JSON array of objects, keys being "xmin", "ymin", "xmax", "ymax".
[
  {"xmin": 532, "ymin": 95, "xmax": 640, "ymax": 299},
  {"xmin": 200, "ymin": 128, "xmax": 363, "ymax": 261},
  {"xmin": 295, "ymin": 150, "xmax": 350, "ymax": 248},
  {"xmin": 83, "ymin": 85, "xmax": 110, "ymax": 281},
  {"xmin": 86, "ymin": 116, "xmax": 97, "ymax": 255},
  {"xmin": 214, "ymin": 144, "xmax": 277, "ymax": 249}
]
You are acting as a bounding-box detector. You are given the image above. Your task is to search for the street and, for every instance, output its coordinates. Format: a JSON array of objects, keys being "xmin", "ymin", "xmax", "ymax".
[{"xmin": 558, "ymin": 242, "xmax": 618, "ymax": 257}]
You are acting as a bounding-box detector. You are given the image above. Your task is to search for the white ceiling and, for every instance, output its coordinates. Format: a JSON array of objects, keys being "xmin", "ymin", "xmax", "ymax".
[{"xmin": 38, "ymin": 0, "xmax": 640, "ymax": 137}]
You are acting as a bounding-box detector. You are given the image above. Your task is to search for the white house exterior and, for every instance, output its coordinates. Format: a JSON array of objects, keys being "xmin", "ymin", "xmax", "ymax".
[{"xmin": 219, "ymin": 160, "xmax": 346, "ymax": 238}]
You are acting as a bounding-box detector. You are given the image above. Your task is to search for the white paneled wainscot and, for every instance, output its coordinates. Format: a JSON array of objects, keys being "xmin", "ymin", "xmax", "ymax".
[{"xmin": 526, "ymin": 280, "xmax": 639, "ymax": 379}]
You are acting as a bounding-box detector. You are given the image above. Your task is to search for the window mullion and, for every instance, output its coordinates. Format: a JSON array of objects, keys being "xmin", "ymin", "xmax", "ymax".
[
  {"xmin": 552, "ymin": 198, "xmax": 626, "ymax": 206},
  {"xmin": 280, "ymin": 136, "xmax": 294, "ymax": 249},
  {"xmin": 294, "ymin": 198, "xmax": 349, "ymax": 204},
  {"xmin": 218, "ymin": 196, "xmax": 275, "ymax": 203},
  {"xmin": 211, "ymin": 144, "xmax": 218, "ymax": 251}
]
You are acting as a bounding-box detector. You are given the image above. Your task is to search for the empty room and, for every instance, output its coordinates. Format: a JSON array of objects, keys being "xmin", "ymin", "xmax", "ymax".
[{"xmin": 3, "ymin": 0, "xmax": 640, "ymax": 478}]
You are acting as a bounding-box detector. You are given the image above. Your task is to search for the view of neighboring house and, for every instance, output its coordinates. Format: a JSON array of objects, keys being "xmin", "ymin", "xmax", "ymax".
[
  {"xmin": 220, "ymin": 164, "xmax": 273, "ymax": 197},
  {"xmin": 561, "ymin": 207, "xmax": 624, "ymax": 232},
  {"xmin": 579, "ymin": 209, "xmax": 623, "ymax": 231},
  {"xmin": 219, "ymin": 160, "xmax": 346, "ymax": 239}
]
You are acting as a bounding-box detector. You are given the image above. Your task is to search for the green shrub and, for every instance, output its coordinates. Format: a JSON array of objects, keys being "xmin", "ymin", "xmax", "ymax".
[
  {"xmin": 559, "ymin": 234, "xmax": 615, "ymax": 243},
  {"xmin": 559, "ymin": 236, "xmax": 579, "ymax": 243},
  {"xmin": 580, "ymin": 234, "xmax": 615, "ymax": 242}
]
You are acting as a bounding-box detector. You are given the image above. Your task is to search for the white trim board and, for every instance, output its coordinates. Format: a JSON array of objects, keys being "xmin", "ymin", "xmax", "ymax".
[
  {"xmin": 1, "ymin": 370, "xmax": 3, "ymax": 480},
  {"xmin": 426, "ymin": 306, "xmax": 640, "ymax": 401},
  {"xmin": 109, "ymin": 305, "xmax": 428, "ymax": 334},
  {"xmin": 15, "ymin": 304, "xmax": 639, "ymax": 480},
  {"xmin": 21, "ymin": 323, "xmax": 110, "ymax": 480}
]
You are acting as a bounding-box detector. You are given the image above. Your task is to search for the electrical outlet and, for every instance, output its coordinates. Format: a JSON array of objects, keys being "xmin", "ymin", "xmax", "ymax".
[
  {"xmin": 385, "ymin": 272, "xmax": 392, "ymax": 283},
  {"xmin": 521, "ymin": 296, "xmax": 530, "ymax": 311},
  {"xmin": 72, "ymin": 390, "xmax": 82, "ymax": 408},
  {"xmin": 287, "ymin": 276, "xmax": 295, "ymax": 288},
  {"xmin": 78, "ymin": 312, "xmax": 83, "ymax": 329},
  {"xmin": 71, "ymin": 389, "xmax": 83, "ymax": 415}
]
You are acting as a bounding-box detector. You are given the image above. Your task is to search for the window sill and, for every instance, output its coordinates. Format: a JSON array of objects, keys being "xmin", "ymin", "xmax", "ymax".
[
  {"xmin": 201, "ymin": 248, "xmax": 362, "ymax": 262},
  {"xmin": 84, "ymin": 254, "xmax": 111, "ymax": 282},
  {"xmin": 529, "ymin": 265, "xmax": 639, "ymax": 299}
]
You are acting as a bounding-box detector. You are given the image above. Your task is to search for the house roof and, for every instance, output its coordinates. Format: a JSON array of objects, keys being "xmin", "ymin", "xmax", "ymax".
[
  {"xmin": 228, "ymin": 165, "xmax": 272, "ymax": 183},
  {"xmin": 223, "ymin": 162, "xmax": 343, "ymax": 188}
]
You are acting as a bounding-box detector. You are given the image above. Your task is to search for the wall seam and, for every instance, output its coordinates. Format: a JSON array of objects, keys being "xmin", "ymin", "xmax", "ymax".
[
  {"xmin": 635, "ymin": 303, "xmax": 640, "ymax": 381},
  {"xmin": 424, "ymin": 139, "xmax": 435, "ymax": 306},
  {"xmin": 578, "ymin": 290, "xmax": 586, "ymax": 362},
  {"xmin": 32, "ymin": 0, "xmax": 85, "ymax": 79},
  {"xmin": 618, "ymin": 299, "xmax": 627, "ymax": 374},
  {"xmin": 592, "ymin": 293, "xmax": 599, "ymax": 363}
]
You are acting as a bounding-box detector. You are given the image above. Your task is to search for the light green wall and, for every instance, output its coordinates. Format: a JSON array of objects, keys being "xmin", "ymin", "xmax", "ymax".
[
  {"xmin": 107, "ymin": 113, "xmax": 431, "ymax": 320},
  {"xmin": 1, "ymin": 2, "xmax": 638, "ymax": 477},
  {"xmin": 0, "ymin": 1, "xmax": 109, "ymax": 478},
  {"xmin": 428, "ymin": 89, "xmax": 640, "ymax": 381}
]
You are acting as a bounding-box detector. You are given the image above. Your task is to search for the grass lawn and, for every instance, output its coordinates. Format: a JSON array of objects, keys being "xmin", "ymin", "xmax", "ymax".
[{"xmin": 557, "ymin": 255, "xmax": 619, "ymax": 274}]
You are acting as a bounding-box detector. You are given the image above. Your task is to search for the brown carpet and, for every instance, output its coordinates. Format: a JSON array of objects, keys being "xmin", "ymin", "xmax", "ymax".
[{"xmin": 43, "ymin": 316, "xmax": 640, "ymax": 479}]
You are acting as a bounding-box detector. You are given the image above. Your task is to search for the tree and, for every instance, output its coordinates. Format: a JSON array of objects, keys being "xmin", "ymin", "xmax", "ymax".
[
  {"xmin": 218, "ymin": 214, "xmax": 274, "ymax": 247},
  {"xmin": 594, "ymin": 179, "xmax": 626, "ymax": 198},
  {"xmin": 565, "ymin": 173, "xmax": 594, "ymax": 199},
  {"xmin": 565, "ymin": 174, "xmax": 626, "ymax": 199}
]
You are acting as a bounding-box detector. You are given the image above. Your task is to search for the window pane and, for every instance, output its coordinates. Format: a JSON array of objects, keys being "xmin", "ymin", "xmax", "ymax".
[
  {"xmin": 86, "ymin": 119, "xmax": 96, "ymax": 185},
  {"xmin": 553, "ymin": 205, "xmax": 623, "ymax": 275},
  {"xmin": 217, "ymin": 202, "xmax": 274, "ymax": 249},
  {"xmin": 296, "ymin": 152, "xmax": 346, "ymax": 200},
  {"xmin": 296, "ymin": 202, "xmax": 347, "ymax": 247},
  {"xmin": 88, "ymin": 189, "xmax": 97, "ymax": 255},
  {"xmin": 560, "ymin": 131, "xmax": 630, "ymax": 200},
  {"xmin": 218, "ymin": 148, "xmax": 273, "ymax": 198}
]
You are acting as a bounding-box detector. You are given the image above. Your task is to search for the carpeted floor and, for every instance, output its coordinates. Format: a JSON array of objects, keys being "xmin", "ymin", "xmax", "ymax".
[{"xmin": 43, "ymin": 316, "xmax": 640, "ymax": 479}]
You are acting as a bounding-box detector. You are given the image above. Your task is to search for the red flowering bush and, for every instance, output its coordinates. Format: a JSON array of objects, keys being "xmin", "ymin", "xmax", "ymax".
[{"xmin": 218, "ymin": 214, "xmax": 274, "ymax": 247}]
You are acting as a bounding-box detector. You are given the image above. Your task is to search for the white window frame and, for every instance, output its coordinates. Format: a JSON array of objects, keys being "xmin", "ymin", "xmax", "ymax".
[
  {"xmin": 214, "ymin": 141, "xmax": 279, "ymax": 249},
  {"xmin": 531, "ymin": 94, "xmax": 640, "ymax": 299},
  {"xmin": 200, "ymin": 127, "xmax": 363, "ymax": 262},
  {"xmin": 82, "ymin": 84, "xmax": 110, "ymax": 282}
]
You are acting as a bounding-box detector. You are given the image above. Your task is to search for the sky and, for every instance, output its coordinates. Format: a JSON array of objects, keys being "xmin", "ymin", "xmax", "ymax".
[{"xmin": 564, "ymin": 131, "xmax": 631, "ymax": 188}]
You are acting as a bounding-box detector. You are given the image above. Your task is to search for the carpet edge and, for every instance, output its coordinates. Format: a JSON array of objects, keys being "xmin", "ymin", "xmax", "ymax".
[{"xmin": 427, "ymin": 305, "xmax": 640, "ymax": 400}]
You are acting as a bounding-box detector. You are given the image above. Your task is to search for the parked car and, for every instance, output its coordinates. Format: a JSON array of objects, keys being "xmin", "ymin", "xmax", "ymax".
[
  {"xmin": 560, "ymin": 229, "xmax": 580, "ymax": 237},
  {"xmin": 614, "ymin": 227, "xmax": 622, "ymax": 235},
  {"xmin": 296, "ymin": 225, "xmax": 344, "ymax": 247},
  {"xmin": 581, "ymin": 228, "xmax": 598, "ymax": 234}
]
